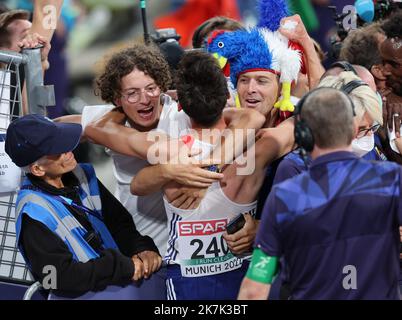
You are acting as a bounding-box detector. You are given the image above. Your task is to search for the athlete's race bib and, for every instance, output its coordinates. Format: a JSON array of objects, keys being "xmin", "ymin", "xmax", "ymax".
[{"xmin": 177, "ymin": 218, "xmax": 243, "ymax": 277}]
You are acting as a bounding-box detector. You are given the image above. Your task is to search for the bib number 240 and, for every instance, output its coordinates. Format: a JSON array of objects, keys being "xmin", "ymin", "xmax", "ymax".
[{"xmin": 190, "ymin": 235, "xmax": 229, "ymax": 259}]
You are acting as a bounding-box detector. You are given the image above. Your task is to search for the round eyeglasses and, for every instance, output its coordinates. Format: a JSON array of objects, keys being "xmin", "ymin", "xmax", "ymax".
[{"xmin": 121, "ymin": 85, "xmax": 161, "ymax": 104}]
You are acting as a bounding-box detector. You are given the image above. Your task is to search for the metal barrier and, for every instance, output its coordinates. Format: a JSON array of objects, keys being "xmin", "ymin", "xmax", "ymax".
[
  {"xmin": 0, "ymin": 48, "xmax": 55, "ymax": 298},
  {"xmin": 0, "ymin": 47, "xmax": 55, "ymax": 128}
]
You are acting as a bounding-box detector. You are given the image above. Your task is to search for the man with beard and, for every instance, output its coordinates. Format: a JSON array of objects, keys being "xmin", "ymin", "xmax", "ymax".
[
  {"xmin": 378, "ymin": 11, "xmax": 402, "ymax": 293},
  {"xmin": 380, "ymin": 12, "xmax": 402, "ymax": 165},
  {"xmin": 381, "ymin": 11, "xmax": 402, "ymax": 99}
]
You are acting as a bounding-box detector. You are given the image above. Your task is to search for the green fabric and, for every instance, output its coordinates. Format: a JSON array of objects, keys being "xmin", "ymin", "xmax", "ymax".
[
  {"xmin": 287, "ymin": 0, "xmax": 319, "ymax": 32},
  {"xmin": 246, "ymin": 248, "xmax": 278, "ymax": 284}
]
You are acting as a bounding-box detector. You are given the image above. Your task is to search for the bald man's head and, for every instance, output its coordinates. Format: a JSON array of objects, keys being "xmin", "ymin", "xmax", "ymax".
[
  {"xmin": 353, "ymin": 65, "xmax": 377, "ymax": 92},
  {"xmin": 321, "ymin": 64, "xmax": 377, "ymax": 91},
  {"xmin": 301, "ymin": 87, "xmax": 356, "ymax": 149}
]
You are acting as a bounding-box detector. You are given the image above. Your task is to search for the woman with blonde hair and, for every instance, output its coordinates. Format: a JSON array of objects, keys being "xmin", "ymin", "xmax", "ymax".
[{"xmin": 318, "ymin": 71, "xmax": 383, "ymax": 158}]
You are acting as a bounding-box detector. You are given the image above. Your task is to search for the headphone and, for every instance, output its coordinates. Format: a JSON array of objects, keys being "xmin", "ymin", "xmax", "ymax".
[
  {"xmin": 329, "ymin": 61, "xmax": 358, "ymax": 75},
  {"xmin": 294, "ymin": 80, "xmax": 367, "ymax": 154},
  {"xmin": 192, "ymin": 19, "xmax": 246, "ymax": 48},
  {"xmin": 192, "ymin": 20, "xmax": 211, "ymax": 48}
]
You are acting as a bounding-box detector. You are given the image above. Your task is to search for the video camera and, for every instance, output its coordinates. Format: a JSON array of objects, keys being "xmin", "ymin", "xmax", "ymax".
[
  {"xmin": 151, "ymin": 28, "xmax": 185, "ymax": 88},
  {"xmin": 371, "ymin": 0, "xmax": 402, "ymax": 21},
  {"xmin": 151, "ymin": 28, "xmax": 181, "ymax": 45},
  {"xmin": 329, "ymin": 1, "xmax": 402, "ymax": 60},
  {"xmin": 328, "ymin": 5, "xmax": 352, "ymax": 60}
]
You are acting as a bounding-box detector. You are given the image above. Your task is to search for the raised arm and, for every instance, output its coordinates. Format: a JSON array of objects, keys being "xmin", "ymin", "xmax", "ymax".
[
  {"xmin": 279, "ymin": 14, "xmax": 325, "ymax": 90},
  {"xmin": 17, "ymin": 0, "xmax": 63, "ymax": 61},
  {"xmin": 29, "ymin": 0, "xmax": 63, "ymax": 42}
]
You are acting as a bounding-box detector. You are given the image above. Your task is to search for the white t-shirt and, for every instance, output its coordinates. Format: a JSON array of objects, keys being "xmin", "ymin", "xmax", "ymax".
[{"xmin": 81, "ymin": 96, "xmax": 191, "ymax": 256}]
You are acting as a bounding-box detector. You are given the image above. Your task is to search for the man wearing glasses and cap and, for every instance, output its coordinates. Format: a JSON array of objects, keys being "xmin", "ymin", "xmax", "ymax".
[{"xmin": 5, "ymin": 114, "xmax": 163, "ymax": 299}]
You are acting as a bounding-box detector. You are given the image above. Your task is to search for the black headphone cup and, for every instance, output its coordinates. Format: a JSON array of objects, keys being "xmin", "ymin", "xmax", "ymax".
[
  {"xmin": 293, "ymin": 85, "xmax": 357, "ymax": 153},
  {"xmin": 295, "ymin": 120, "xmax": 315, "ymax": 152},
  {"xmin": 293, "ymin": 87, "xmax": 325, "ymax": 153},
  {"xmin": 328, "ymin": 61, "xmax": 368, "ymax": 117},
  {"xmin": 340, "ymin": 80, "xmax": 367, "ymax": 95},
  {"xmin": 330, "ymin": 61, "xmax": 358, "ymax": 76},
  {"xmin": 340, "ymin": 80, "xmax": 368, "ymax": 116},
  {"xmin": 193, "ymin": 20, "xmax": 210, "ymax": 48}
]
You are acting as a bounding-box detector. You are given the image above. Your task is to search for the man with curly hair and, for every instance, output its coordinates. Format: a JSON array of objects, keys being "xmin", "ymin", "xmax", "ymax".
[
  {"xmin": 58, "ymin": 44, "xmax": 196, "ymax": 299},
  {"xmin": 93, "ymin": 45, "xmax": 173, "ymax": 131},
  {"xmin": 80, "ymin": 43, "xmax": 247, "ymax": 256}
]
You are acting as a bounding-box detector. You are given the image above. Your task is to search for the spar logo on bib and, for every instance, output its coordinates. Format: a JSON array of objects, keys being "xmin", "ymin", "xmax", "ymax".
[{"xmin": 178, "ymin": 219, "xmax": 227, "ymax": 236}]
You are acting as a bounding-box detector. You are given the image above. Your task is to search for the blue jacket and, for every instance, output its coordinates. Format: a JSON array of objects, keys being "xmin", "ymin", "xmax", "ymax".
[{"xmin": 15, "ymin": 163, "xmax": 118, "ymax": 264}]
